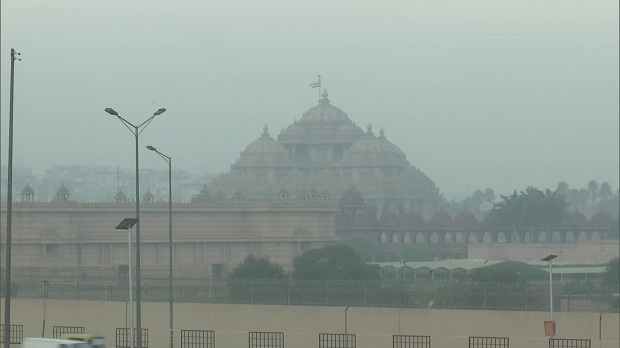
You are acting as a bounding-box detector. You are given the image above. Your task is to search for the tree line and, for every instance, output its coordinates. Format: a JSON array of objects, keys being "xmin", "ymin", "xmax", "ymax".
[{"xmin": 440, "ymin": 180, "xmax": 618, "ymax": 217}]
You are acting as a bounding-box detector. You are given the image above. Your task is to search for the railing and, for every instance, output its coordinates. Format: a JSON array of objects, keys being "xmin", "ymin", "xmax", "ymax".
[
  {"xmin": 6, "ymin": 278, "xmax": 619, "ymax": 312},
  {"xmin": 1, "ymin": 328, "xmax": 617, "ymax": 348}
]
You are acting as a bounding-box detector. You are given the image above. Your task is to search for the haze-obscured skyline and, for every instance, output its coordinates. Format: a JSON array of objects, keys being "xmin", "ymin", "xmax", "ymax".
[{"xmin": 1, "ymin": 0, "xmax": 618, "ymax": 200}]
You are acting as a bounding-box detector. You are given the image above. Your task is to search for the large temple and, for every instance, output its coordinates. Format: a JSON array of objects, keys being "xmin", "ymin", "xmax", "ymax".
[
  {"xmin": 198, "ymin": 90, "xmax": 440, "ymax": 219},
  {"xmin": 2, "ymin": 89, "xmax": 617, "ymax": 276}
]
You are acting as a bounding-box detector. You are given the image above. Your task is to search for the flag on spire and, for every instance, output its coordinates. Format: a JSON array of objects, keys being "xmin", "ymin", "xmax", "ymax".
[{"xmin": 310, "ymin": 75, "xmax": 322, "ymax": 89}]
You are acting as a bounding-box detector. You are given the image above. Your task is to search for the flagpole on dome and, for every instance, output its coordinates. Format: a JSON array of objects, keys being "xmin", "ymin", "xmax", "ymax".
[{"xmin": 310, "ymin": 75, "xmax": 322, "ymax": 101}]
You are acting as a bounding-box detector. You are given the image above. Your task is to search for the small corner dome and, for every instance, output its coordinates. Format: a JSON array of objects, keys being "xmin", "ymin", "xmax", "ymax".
[
  {"xmin": 429, "ymin": 209, "xmax": 453, "ymax": 228},
  {"xmin": 22, "ymin": 183, "xmax": 35, "ymax": 195},
  {"xmin": 455, "ymin": 210, "xmax": 479, "ymax": 228},
  {"xmin": 234, "ymin": 125, "xmax": 294, "ymax": 167}
]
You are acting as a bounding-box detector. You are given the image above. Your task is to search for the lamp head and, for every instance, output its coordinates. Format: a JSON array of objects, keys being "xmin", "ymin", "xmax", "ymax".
[
  {"xmin": 146, "ymin": 145, "xmax": 157, "ymax": 152},
  {"xmin": 541, "ymin": 255, "xmax": 557, "ymax": 262},
  {"xmin": 105, "ymin": 108, "xmax": 119, "ymax": 116},
  {"xmin": 154, "ymin": 108, "xmax": 167, "ymax": 116}
]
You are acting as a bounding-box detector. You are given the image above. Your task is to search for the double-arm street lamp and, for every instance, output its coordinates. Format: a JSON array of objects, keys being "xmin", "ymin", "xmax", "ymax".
[
  {"xmin": 146, "ymin": 145, "xmax": 174, "ymax": 348},
  {"xmin": 104, "ymin": 107, "xmax": 166, "ymax": 348}
]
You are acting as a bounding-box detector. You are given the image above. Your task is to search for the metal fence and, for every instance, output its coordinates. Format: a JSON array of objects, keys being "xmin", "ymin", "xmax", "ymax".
[
  {"xmin": 181, "ymin": 330, "xmax": 215, "ymax": 348},
  {"xmin": 248, "ymin": 332, "xmax": 284, "ymax": 348},
  {"xmin": 52, "ymin": 326, "xmax": 85, "ymax": 338},
  {"xmin": 0, "ymin": 324, "xmax": 23, "ymax": 344},
  {"xmin": 115, "ymin": 328, "xmax": 148, "ymax": 348},
  {"xmin": 469, "ymin": 336, "xmax": 509, "ymax": 348},
  {"xmin": 7, "ymin": 278, "xmax": 619, "ymax": 312},
  {"xmin": 318, "ymin": 334, "xmax": 356, "ymax": 348},
  {"xmin": 393, "ymin": 335, "xmax": 431, "ymax": 348},
  {"xmin": 549, "ymin": 338, "xmax": 592, "ymax": 348}
]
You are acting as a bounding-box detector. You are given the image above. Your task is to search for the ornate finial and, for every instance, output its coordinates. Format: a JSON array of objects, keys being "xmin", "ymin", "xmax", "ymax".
[
  {"xmin": 366, "ymin": 123, "xmax": 373, "ymax": 135},
  {"xmin": 262, "ymin": 124, "xmax": 270, "ymax": 136},
  {"xmin": 322, "ymin": 89, "xmax": 328, "ymax": 98},
  {"xmin": 379, "ymin": 127, "xmax": 386, "ymax": 139}
]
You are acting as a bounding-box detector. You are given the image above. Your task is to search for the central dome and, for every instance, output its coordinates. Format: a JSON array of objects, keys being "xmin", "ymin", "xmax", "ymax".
[
  {"xmin": 279, "ymin": 90, "xmax": 364, "ymax": 145},
  {"xmin": 300, "ymin": 90, "xmax": 352, "ymax": 125}
]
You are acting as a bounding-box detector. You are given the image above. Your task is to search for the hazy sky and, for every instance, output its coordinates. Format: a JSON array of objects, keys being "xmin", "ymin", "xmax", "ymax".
[{"xmin": 1, "ymin": 0, "xmax": 618, "ymax": 199}]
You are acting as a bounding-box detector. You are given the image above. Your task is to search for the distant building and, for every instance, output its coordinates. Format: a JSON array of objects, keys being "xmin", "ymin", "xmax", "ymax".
[{"xmin": 4, "ymin": 183, "xmax": 337, "ymax": 275}]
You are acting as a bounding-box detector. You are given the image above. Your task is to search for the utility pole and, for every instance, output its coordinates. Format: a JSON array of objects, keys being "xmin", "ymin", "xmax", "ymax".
[{"xmin": 4, "ymin": 47, "xmax": 21, "ymax": 348}]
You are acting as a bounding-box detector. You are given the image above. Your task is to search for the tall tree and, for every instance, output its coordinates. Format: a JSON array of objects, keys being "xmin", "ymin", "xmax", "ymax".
[
  {"xmin": 599, "ymin": 182, "xmax": 612, "ymax": 202},
  {"xmin": 587, "ymin": 180, "xmax": 599, "ymax": 204},
  {"xmin": 292, "ymin": 244, "xmax": 380, "ymax": 280},
  {"xmin": 603, "ymin": 258, "xmax": 619, "ymax": 290},
  {"xmin": 229, "ymin": 254, "xmax": 286, "ymax": 279},
  {"xmin": 343, "ymin": 236, "xmax": 379, "ymax": 262},
  {"xmin": 489, "ymin": 186, "xmax": 568, "ymax": 228},
  {"xmin": 556, "ymin": 181, "xmax": 569, "ymax": 196},
  {"xmin": 483, "ymin": 188, "xmax": 496, "ymax": 204}
]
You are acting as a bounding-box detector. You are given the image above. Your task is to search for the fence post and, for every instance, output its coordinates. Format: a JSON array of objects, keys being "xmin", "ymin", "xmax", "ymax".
[
  {"xmin": 250, "ymin": 281, "xmax": 254, "ymax": 304},
  {"xmin": 324, "ymin": 281, "xmax": 328, "ymax": 306},
  {"xmin": 286, "ymin": 280, "xmax": 290, "ymax": 305},
  {"xmin": 363, "ymin": 283, "xmax": 366, "ymax": 307}
]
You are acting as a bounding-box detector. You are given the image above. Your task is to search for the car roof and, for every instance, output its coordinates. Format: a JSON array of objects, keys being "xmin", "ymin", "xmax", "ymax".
[
  {"xmin": 62, "ymin": 334, "xmax": 102, "ymax": 339},
  {"xmin": 27, "ymin": 338, "xmax": 88, "ymax": 344}
]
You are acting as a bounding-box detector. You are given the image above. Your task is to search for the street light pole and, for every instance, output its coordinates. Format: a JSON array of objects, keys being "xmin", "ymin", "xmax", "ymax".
[
  {"xmin": 542, "ymin": 255, "xmax": 557, "ymax": 326},
  {"xmin": 4, "ymin": 48, "xmax": 21, "ymax": 348},
  {"xmin": 105, "ymin": 107, "xmax": 166, "ymax": 348},
  {"xmin": 146, "ymin": 145, "xmax": 173, "ymax": 348},
  {"xmin": 116, "ymin": 218, "xmax": 139, "ymax": 348}
]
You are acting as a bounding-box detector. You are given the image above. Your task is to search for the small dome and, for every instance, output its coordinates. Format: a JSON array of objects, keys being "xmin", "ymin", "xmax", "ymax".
[
  {"xmin": 214, "ymin": 190, "xmax": 226, "ymax": 201},
  {"xmin": 232, "ymin": 189, "xmax": 243, "ymax": 201},
  {"xmin": 199, "ymin": 184, "xmax": 210, "ymax": 195},
  {"xmin": 399, "ymin": 210, "xmax": 426, "ymax": 229},
  {"xmin": 564, "ymin": 208, "xmax": 588, "ymax": 227},
  {"xmin": 590, "ymin": 210, "xmax": 613, "ymax": 228},
  {"xmin": 338, "ymin": 185, "xmax": 366, "ymax": 211},
  {"xmin": 143, "ymin": 190, "xmax": 154, "ymax": 201},
  {"xmin": 115, "ymin": 190, "xmax": 127, "ymax": 201},
  {"xmin": 454, "ymin": 210, "xmax": 479, "ymax": 229},
  {"xmin": 429, "ymin": 209, "xmax": 453, "ymax": 228},
  {"xmin": 21, "ymin": 183, "xmax": 35, "ymax": 195},
  {"xmin": 339, "ymin": 125, "xmax": 408, "ymax": 167},
  {"xmin": 57, "ymin": 184, "xmax": 70, "ymax": 195},
  {"xmin": 233, "ymin": 125, "xmax": 294, "ymax": 168},
  {"xmin": 277, "ymin": 187, "xmax": 289, "ymax": 201}
]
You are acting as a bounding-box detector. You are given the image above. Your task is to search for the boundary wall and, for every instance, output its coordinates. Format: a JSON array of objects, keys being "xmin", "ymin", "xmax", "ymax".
[{"xmin": 1, "ymin": 299, "xmax": 618, "ymax": 348}]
